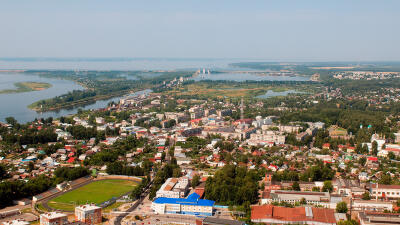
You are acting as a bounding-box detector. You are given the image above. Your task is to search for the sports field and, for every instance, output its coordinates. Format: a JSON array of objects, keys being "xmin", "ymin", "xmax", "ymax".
[{"xmin": 47, "ymin": 179, "xmax": 137, "ymax": 211}]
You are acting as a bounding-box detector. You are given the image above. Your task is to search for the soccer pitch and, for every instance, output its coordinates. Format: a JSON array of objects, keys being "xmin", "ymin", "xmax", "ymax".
[{"xmin": 47, "ymin": 179, "xmax": 138, "ymax": 211}]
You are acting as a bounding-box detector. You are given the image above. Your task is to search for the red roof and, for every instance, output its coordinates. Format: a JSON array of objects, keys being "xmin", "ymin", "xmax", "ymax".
[
  {"xmin": 251, "ymin": 205, "xmax": 336, "ymax": 224},
  {"xmin": 234, "ymin": 119, "xmax": 253, "ymax": 124},
  {"xmin": 367, "ymin": 157, "xmax": 378, "ymax": 161},
  {"xmin": 322, "ymin": 143, "xmax": 330, "ymax": 148},
  {"xmin": 385, "ymin": 148, "xmax": 400, "ymax": 152},
  {"xmin": 194, "ymin": 188, "xmax": 205, "ymax": 198},
  {"xmin": 67, "ymin": 157, "xmax": 75, "ymax": 163}
]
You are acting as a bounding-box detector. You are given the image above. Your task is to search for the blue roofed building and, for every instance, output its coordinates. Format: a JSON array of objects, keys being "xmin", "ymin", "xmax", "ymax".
[{"xmin": 151, "ymin": 192, "xmax": 215, "ymax": 216}]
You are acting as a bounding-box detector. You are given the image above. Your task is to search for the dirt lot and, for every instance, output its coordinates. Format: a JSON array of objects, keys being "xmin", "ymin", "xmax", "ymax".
[{"xmin": 0, "ymin": 213, "xmax": 38, "ymax": 223}]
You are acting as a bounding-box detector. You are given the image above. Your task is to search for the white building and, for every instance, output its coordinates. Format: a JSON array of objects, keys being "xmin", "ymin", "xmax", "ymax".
[
  {"xmin": 248, "ymin": 131, "xmax": 285, "ymax": 145},
  {"xmin": 370, "ymin": 184, "xmax": 400, "ymax": 199},
  {"xmin": 156, "ymin": 177, "xmax": 189, "ymax": 198},
  {"xmin": 152, "ymin": 193, "xmax": 214, "ymax": 216},
  {"xmin": 40, "ymin": 212, "xmax": 68, "ymax": 225},
  {"xmin": 2, "ymin": 220, "xmax": 29, "ymax": 225}
]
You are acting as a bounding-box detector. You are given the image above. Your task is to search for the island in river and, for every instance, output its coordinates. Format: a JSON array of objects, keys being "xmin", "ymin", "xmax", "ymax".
[{"xmin": 0, "ymin": 82, "xmax": 52, "ymax": 94}]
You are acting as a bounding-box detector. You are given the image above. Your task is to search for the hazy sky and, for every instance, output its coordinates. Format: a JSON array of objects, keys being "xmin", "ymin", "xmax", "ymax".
[{"xmin": 1, "ymin": 0, "xmax": 399, "ymax": 61}]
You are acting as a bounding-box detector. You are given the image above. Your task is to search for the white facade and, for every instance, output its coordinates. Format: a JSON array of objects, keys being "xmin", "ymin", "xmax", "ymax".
[
  {"xmin": 156, "ymin": 177, "xmax": 189, "ymax": 198},
  {"xmin": 371, "ymin": 184, "xmax": 400, "ymax": 199}
]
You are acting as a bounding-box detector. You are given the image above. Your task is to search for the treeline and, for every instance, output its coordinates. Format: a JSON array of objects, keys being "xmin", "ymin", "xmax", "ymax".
[
  {"xmin": 272, "ymin": 162, "xmax": 334, "ymax": 182},
  {"xmin": 149, "ymin": 163, "xmax": 181, "ymax": 200},
  {"xmin": 0, "ymin": 175, "xmax": 54, "ymax": 207},
  {"xmin": 0, "ymin": 166, "xmax": 91, "ymax": 207},
  {"xmin": 279, "ymin": 105, "xmax": 389, "ymax": 137},
  {"xmin": 0, "ymin": 127, "xmax": 57, "ymax": 145},
  {"xmin": 54, "ymin": 167, "xmax": 90, "ymax": 182},
  {"xmin": 106, "ymin": 161, "xmax": 146, "ymax": 176},
  {"xmin": 85, "ymin": 136, "xmax": 147, "ymax": 166},
  {"xmin": 205, "ymin": 165, "xmax": 260, "ymax": 206}
]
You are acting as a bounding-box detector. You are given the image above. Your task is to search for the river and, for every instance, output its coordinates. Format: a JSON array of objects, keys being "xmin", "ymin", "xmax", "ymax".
[
  {"xmin": 0, "ymin": 72, "xmax": 151, "ymax": 123},
  {"xmin": 0, "ymin": 58, "xmax": 309, "ymax": 123}
]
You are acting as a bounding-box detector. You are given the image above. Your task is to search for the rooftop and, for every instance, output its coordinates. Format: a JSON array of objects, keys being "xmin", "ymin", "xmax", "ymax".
[
  {"xmin": 40, "ymin": 212, "xmax": 67, "ymax": 219},
  {"xmin": 153, "ymin": 193, "xmax": 214, "ymax": 207},
  {"xmin": 75, "ymin": 204, "xmax": 101, "ymax": 211},
  {"xmin": 251, "ymin": 205, "xmax": 336, "ymax": 224}
]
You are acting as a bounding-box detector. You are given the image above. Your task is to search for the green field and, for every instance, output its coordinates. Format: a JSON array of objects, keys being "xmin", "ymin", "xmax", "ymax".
[{"xmin": 47, "ymin": 179, "xmax": 137, "ymax": 211}]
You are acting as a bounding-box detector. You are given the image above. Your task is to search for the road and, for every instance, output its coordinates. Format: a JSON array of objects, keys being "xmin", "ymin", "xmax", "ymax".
[
  {"xmin": 112, "ymin": 179, "xmax": 153, "ymax": 225},
  {"xmin": 137, "ymin": 214, "xmax": 197, "ymax": 225}
]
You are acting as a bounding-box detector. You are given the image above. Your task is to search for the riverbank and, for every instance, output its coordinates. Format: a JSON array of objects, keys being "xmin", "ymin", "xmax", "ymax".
[
  {"xmin": 0, "ymin": 82, "xmax": 52, "ymax": 94},
  {"xmin": 28, "ymin": 88, "xmax": 141, "ymax": 112}
]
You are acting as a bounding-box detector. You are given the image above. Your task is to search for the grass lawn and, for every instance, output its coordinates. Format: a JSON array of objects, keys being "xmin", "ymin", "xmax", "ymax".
[{"xmin": 48, "ymin": 179, "xmax": 137, "ymax": 211}]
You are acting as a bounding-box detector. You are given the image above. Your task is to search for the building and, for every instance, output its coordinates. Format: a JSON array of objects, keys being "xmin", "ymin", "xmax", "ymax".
[
  {"xmin": 152, "ymin": 193, "xmax": 214, "ymax": 216},
  {"xmin": 156, "ymin": 177, "xmax": 190, "ymax": 198},
  {"xmin": 333, "ymin": 179, "xmax": 365, "ymax": 197},
  {"xmin": 217, "ymin": 109, "xmax": 232, "ymax": 117},
  {"xmin": 251, "ymin": 205, "xmax": 337, "ymax": 225},
  {"xmin": 248, "ymin": 131, "xmax": 285, "ymax": 145},
  {"xmin": 75, "ymin": 204, "xmax": 102, "ymax": 224},
  {"xmin": 352, "ymin": 200, "xmax": 393, "ymax": 212},
  {"xmin": 1, "ymin": 220, "xmax": 29, "ymax": 225},
  {"xmin": 358, "ymin": 211, "xmax": 400, "ymax": 225},
  {"xmin": 262, "ymin": 190, "xmax": 331, "ymax": 206},
  {"xmin": 370, "ymin": 184, "xmax": 400, "ymax": 200},
  {"xmin": 40, "ymin": 212, "xmax": 68, "ymax": 225}
]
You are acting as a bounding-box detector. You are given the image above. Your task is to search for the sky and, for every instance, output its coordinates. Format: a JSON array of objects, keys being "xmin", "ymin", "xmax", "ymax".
[{"xmin": 0, "ymin": 0, "xmax": 399, "ymax": 61}]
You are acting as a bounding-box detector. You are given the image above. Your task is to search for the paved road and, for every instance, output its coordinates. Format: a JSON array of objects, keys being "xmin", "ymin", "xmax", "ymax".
[
  {"xmin": 138, "ymin": 214, "xmax": 197, "ymax": 225},
  {"xmin": 113, "ymin": 180, "xmax": 153, "ymax": 225}
]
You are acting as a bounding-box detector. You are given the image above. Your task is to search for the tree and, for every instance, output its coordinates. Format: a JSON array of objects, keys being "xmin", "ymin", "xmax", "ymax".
[
  {"xmin": 337, "ymin": 220, "xmax": 358, "ymax": 225},
  {"xmin": 5, "ymin": 117, "xmax": 17, "ymax": 126},
  {"xmin": 336, "ymin": 201, "xmax": 348, "ymax": 213},
  {"xmin": 379, "ymin": 174, "xmax": 392, "ymax": 185},
  {"xmin": 388, "ymin": 151, "xmax": 396, "ymax": 160},
  {"xmin": 204, "ymin": 165, "xmax": 259, "ymax": 205},
  {"xmin": 362, "ymin": 192, "xmax": 371, "ymax": 200},
  {"xmin": 0, "ymin": 164, "xmax": 7, "ymax": 180},
  {"xmin": 322, "ymin": 181, "xmax": 333, "ymax": 193},
  {"xmin": 28, "ymin": 161, "xmax": 35, "ymax": 172},
  {"xmin": 312, "ymin": 186, "xmax": 320, "ymax": 192},
  {"xmin": 372, "ymin": 141, "xmax": 378, "ymax": 156},
  {"xmin": 300, "ymin": 197, "xmax": 307, "ymax": 205},
  {"xmin": 130, "ymin": 184, "xmax": 143, "ymax": 200},
  {"xmin": 358, "ymin": 157, "xmax": 366, "ymax": 166},
  {"xmin": 292, "ymin": 181, "xmax": 300, "ymax": 191},
  {"xmin": 191, "ymin": 175, "xmax": 200, "ymax": 188},
  {"xmin": 161, "ymin": 152, "xmax": 166, "ymax": 161}
]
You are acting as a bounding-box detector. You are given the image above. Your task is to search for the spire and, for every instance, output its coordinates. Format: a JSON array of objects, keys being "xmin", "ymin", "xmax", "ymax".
[{"xmin": 240, "ymin": 97, "xmax": 244, "ymax": 120}]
